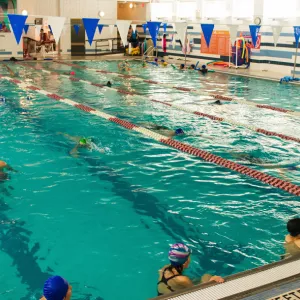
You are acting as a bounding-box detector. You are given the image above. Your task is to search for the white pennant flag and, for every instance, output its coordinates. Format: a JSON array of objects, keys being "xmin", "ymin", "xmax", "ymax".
[
  {"xmin": 108, "ymin": 39, "xmax": 113, "ymax": 51},
  {"xmin": 131, "ymin": 24, "xmax": 137, "ymax": 33},
  {"xmin": 109, "ymin": 25, "xmax": 115, "ymax": 36},
  {"xmin": 48, "ymin": 16, "xmax": 66, "ymax": 42},
  {"xmin": 116, "ymin": 20, "xmax": 132, "ymax": 46},
  {"xmin": 173, "ymin": 22, "xmax": 187, "ymax": 45},
  {"xmin": 229, "ymin": 25, "xmax": 239, "ymax": 45},
  {"xmin": 172, "ymin": 34, "xmax": 176, "ymax": 49},
  {"xmin": 272, "ymin": 26, "xmax": 282, "ymax": 47}
]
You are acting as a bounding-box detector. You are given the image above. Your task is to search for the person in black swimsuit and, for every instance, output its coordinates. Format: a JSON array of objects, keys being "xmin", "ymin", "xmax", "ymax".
[{"xmin": 157, "ymin": 243, "xmax": 224, "ymax": 296}]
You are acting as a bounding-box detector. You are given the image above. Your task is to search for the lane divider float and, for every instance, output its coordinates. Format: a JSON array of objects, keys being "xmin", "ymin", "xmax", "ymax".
[
  {"xmin": 1, "ymin": 74, "xmax": 299, "ymax": 197},
  {"xmin": 18, "ymin": 62, "xmax": 300, "ymax": 144},
  {"xmin": 53, "ymin": 61, "xmax": 300, "ymax": 118}
]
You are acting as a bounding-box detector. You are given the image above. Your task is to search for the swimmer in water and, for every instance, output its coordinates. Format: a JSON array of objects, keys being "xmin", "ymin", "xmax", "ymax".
[
  {"xmin": 0, "ymin": 160, "xmax": 16, "ymax": 182},
  {"xmin": 199, "ymin": 65, "xmax": 208, "ymax": 74},
  {"xmin": 212, "ymin": 100, "xmax": 222, "ymax": 105},
  {"xmin": 40, "ymin": 276, "xmax": 72, "ymax": 300},
  {"xmin": 106, "ymin": 81, "xmax": 112, "ymax": 87},
  {"xmin": 58, "ymin": 133, "xmax": 104, "ymax": 157},
  {"xmin": 189, "ymin": 64, "xmax": 195, "ymax": 70},
  {"xmin": 179, "ymin": 64, "xmax": 185, "ymax": 70},
  {"xmin": 141, "ymin": 123, "xmax": 185, "ymax": 138},
  {"xmin": 118, "ymin": 60, "xmax": 130, "ymax": 71}
]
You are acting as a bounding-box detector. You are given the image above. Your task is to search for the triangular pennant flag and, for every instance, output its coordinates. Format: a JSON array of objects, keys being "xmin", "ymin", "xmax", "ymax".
[
  {"xmin": 0, "ymin": 23, "xmax": 2, "ymax": 30},
  {"xmin": 7, "ymin": 14, "xmax": 27, "ymax": 44},
  {"xmin": 172, "ymin": 34, "xmax": 176, "ymax": 49},
  {"xmin": 293, "ymin": 26, "xmax": 300, "ymax": 48},
  {"xmin": 73, "ymin": 24, "xmax": 80, "ymax": 35},
  {"xmin": 48, "ymin": 16, "xmax": 66, "ymax": 42},
  {"xmin": 109, "ymin": 24, "xmax": 115, "ymax": 36},
  {"xmin": 98, "ymin": 24, "xmax": 104, "ymax": 34},
  {"xmin": 23, "ymin": 24, "xmax": 29, "ymax": 34},
  {"xmin": 163, "ymin": 23, "xmax": 167, "ymax": 33},
  {"xmin": 272, "ymin": 26, "xmax": 282, "ymax": 47},
  {"xmin": 147, "ymin": 21, "xmax": 161, "ymax": 48},
  {"xmin": 142, "ymin": 24, "xmax": 147, "ymax": 33},
  {"xmin": 35, "ymin": 25, "xmax": 42, "ymax": 35},
  {"xmin": 201, "ymin": 23, "xmax": 214, "ymax": 47},
  {"xmin": 116, "ymin": 20, "xmax": 132, "ymax": 46},
  {"xmin": 249, "ymin": 25, "xmax": 261, "ymax": 48},
  {"xmin": 174, "ymin": 22, "xmax": 187, "ymax": 45},
  {"xmin": 229, "ymin": 25, "xmax": 238, "ymax": 45},
  {"xmin": 82, "ymin": 18, "xmax": 99, "ymax": 46},
  {"xmin": 131, "ymin": 24, "xmax": 137, "ymax": 33},
  {"xmin": 48, "ymin": 25, "xmax": 53, "ymax": 34}
]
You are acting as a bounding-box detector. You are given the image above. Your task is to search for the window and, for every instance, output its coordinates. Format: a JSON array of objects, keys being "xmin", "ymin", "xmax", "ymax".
[
  {"xmin": 263, "ymin": 0, "xmax": 298, "ymax": 19},
  {"xmin": 177, "ymin": 1, "xmax": 197, "ymax": 19},
  {"xmin": 202, "ymin": 0, "xmax": 229, "ymax": 18},
  {"xmin": 151, "ymin": 3, "xmax": 173, "ymax": 20},
  {"xmin": 232, "ymin": 0, "xmax": 254, "ymax": 19}
]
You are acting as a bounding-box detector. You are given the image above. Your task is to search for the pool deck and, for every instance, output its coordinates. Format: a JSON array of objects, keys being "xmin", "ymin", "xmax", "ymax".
[{"xmin": 152, "ymin": 255, "xmax": 300, "ymax": 300}]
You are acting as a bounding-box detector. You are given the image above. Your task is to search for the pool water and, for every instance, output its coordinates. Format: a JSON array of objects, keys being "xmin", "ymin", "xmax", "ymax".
[{"xmin": 0, "ymin": 60, "xmax": 299, "ymax": 300}]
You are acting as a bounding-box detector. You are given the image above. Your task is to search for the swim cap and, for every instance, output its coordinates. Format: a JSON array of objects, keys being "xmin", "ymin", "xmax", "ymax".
[
  {"xmin": 202, "ymin": 65, "xmax": 207, "ymax": 69},
  {"xmin": 0, "ymin": 96, "xmax": 6, "ymax": 102},
  {"xmin": 175, "ymin": 128, "xmax": 184, "ymax": 135},
  {"xmin": 154, "ymin": 58, "xmax": 158, "ymax": 62},
  {"xmin": 79, "ymin": 138, "xmax": 87, "ymax": 145},
  {"xmin": 161, "ymin": 59, "xmax": 165, "ymax": 63},
  {"xmin": 169, "ymin": 243, "xmax": 192, "ymax": 266},
  {"xmin": 163, "ymin": 62, "xmax": 168, "ymax": 66},
  {"xmin": 180, "ymin": 64, "xmax": 185, "ymax": 68},
  {"xmin": 43, "ymin": 276, "xmax": 69, "ymax": 300},
  {"xmin": 191, "ymin": 64, "xmax": 195, "ymax": 68},
  {"xmin": 70, "ymin": 71, "xmax": 75, "ymax": 76}
]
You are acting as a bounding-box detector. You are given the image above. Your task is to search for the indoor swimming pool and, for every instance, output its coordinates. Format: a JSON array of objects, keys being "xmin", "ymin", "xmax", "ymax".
[{"xmin": 0, "ymin": 60, "xmax": 299, "ymax": 300}]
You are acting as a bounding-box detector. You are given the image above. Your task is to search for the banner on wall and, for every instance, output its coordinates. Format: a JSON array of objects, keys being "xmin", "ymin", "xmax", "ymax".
[
  {"xmin": 8, "ymin": 14, "xmax": 27, "ymax": 44},
  {"xmin": 229, "ymin": 25, "xmax": 239, "ymax": 45},
  {"xmin": 116, "ymin": 20, "xmax": 132, "ymax": 46},
  {"xmin": 48, "ymin": 16, "xmax": 66, "ymax": 42},
  {"xmin": 249, "ymin": 25, "xmax": 261, "ymax": 48},
  {"xmin": 294, "ymin": 26, "xmax": 300, "ymax": 47},
  {"xmin": 147, "ymin": 21, "xmax": 161, "ymax": 48},
  {"xmin": 272, "ymin": 26, "xmax": 282, "ymax": 47},
  {"xmin": 201, "ymin": 24, "xmax": 214, "ymax": 48},
  {"xmin": 97, "ymin": 24, "xmax": 104, "ymax": 34},
  {"xmin": 82, "ymin": 18, "xmax": 99, "ymax": 46},
  {"xmin": 23, "ymin": 24, "xmax": 29, "ymax": 34},
  {"xmin": 73, "ymin": 24, "xmax": 80, "ymax": 35},
  {"xmin": 201, "ymin": 30, "xmax": 230, "ymax": 55}
]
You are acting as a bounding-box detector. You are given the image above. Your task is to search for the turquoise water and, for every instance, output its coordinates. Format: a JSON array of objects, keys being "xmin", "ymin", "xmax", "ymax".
[{"xmin": 0, "ymin": 61, "xmax": 299, "ymax": 300}]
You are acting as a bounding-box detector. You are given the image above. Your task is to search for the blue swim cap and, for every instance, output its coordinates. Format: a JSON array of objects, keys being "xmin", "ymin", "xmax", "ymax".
[
  {"xmin": 0, "ymin": 96, "xmax": 6, "ymax": 102},
  {"xmin": 169, "ymin": 243, "xmax": 192, "ymax": 266},
  {"xmin": 161, "ymin": 59, "xmax": 165, "ymax": 63},
  {"xmin": 43, "ymin": 276, "xmax": 69, "ymax": 300},
  {"xmin": 180, "ymin": 64, "xmax": 185, "ymax": 68},
  {"xmin": 175, "ymin": 128, "xmax": 184, "ymax": 135},
  {"xmin": 202, "ymin": 65, "xmax": 207, "ymax": 69}
]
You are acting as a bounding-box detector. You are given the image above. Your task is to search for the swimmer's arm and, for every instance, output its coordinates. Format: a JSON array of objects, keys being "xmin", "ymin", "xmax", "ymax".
[
  {"xmin": 175, "ymin": 276, "xmax": 194, "ymax": 289},
  {"xmin": 4, "ymin": 65, "xmax": 15, "ymax": 77},
  {"xmin": 57, "ymin": 132, "xmax": 80, "ymax": 143},
  {"xmin": 5, "ymin": 164, "xmax": 17, "ymax": 172},
  {"xmin": 70, "ymin": 145, "xmax": 80, "ymax": 157}
]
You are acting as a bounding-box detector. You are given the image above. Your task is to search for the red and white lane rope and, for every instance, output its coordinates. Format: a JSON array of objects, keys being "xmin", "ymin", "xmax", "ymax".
[
  {"xmin": 53, "ymin": 61, "xmax": 300, "ymax": 118},
  {"xmin": 1, "ymin": 75, "xmax": 299, "ymax": 197},
  {"xmin": 19, "ymin": 62, "xmax": 300, "ymax": 144}
]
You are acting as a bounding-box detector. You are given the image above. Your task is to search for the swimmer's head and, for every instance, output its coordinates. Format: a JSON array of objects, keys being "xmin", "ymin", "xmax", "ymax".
[
  {"xmin": 43, "ymin": 276, "xmax": 71, "ymax": 300},
  {"xmin": 180, "ymin": 64, "xmax": 185, "ymax": 69},
  {"xmin": 163, "ymin": 62, "xmax": 168, "ymax": 67},
  {"xmin": 202, "ymin": 65, "xmax": 207, "ymax": 69},
  {"xmin": 161, "ymin": 59, "xmax": 165, "ymax": 63},
  {"xmin": 287, "ymin": 218, "xmax": 300, "ymax": 237},
  {"xmin": 169, "ymin": 243, "xmax": 192, "ymax": 267},
  {"xmin": 0, "ymin": 96, "xmax": 6, "ymax": 102},
  {"xmin": 154, "ymin": 58, "xmax": 158, "ymax": 62},
  {"xmin": 175, "ymin": 128, "xmax": 184, "ymax": 135},
  {"xmin": 79, "ymin": 138, "xmax": 87, "ymax": 145},
  {"xmin": 190, "ymin": 64, "xmax": 195, "ymax": 69},
  {"xmin": 70, "ymin": 71, "xmax": 75, "ymax": 76},
  {"xmin": 107, "ymin": 81, "xmax": 112, "ymax": 87}
]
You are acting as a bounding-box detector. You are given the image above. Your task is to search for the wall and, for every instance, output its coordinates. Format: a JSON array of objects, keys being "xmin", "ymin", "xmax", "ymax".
[{"xmin": 117, "ymin": 2, "xmax": 147, "ymax": 21}]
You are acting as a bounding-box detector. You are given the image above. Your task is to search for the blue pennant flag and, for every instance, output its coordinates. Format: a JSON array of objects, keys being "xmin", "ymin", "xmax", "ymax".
[
  {"xmin": 82, "ymin": 18, "xmax": 99, "ymax": 46},
  {"xmin": 73, "ymin": 24, "xmax": 80, "ymax": 35},
  {"xmin": 142, "ymin": 24, "xmax": 147, "ymax": 33},
  {"xmin": 294, "ymin": 26, "xmax": 300, "ymax": 48},
  {"xmin": 249, "ymin": 25, "xmax": 261, "ymax": 47},
  {"xmin": 163, "ymin": 23, "xmax": 167, "ymax": 33},
  {"xmin": 8, "ymin": 14, "xmax": 28, "ymax": 44},
  {"xmin": 48, "ymin": 25, "xmax": 53, "ymax": 34},
  {"xmin": 201, "ymin": 24, "xmax": 214, "ymax": 47},
  {"xmin": 0, "ymin": 23, "xmax": 2, "ymax": 30},
  {"xmin": 98, "ymin": 24, "xmax": 104, "ymax": 34},
  {"xmin": 147, "ymin": 21, "xmax": 161, "ymax": 47},
  {"xmin": 23, "ymin": 24, "xmax": 29, "ymax": 34}
]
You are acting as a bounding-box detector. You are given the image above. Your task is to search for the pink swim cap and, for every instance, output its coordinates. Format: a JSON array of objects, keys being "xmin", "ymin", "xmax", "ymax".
[{"xmin": 70, "ymin": 71, "xmax": 75, "ymax": 75}]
